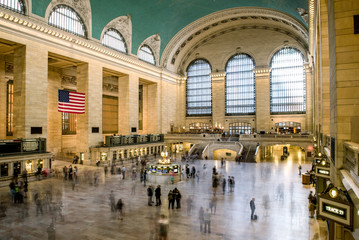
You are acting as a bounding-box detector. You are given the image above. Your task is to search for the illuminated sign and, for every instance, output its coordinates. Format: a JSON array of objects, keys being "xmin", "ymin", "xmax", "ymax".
[
  {"xmin": 318, "ymin": 196, "xmax": 353, "ymax": 227},
  {"xmin": 315, "ymin": 166, "xmax": 330, "ymax": 179}
]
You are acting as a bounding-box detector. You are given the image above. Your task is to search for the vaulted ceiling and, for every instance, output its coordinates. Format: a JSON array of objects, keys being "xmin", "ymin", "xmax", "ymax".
[{"xmin": 31, "ymin": 0, "xmax": 308, "ymax": 57}]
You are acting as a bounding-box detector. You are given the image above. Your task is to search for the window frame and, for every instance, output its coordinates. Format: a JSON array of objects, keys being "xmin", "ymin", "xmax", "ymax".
[
  {"xmin": 138, "ymin": 45, "xmax": 156, "ymax": 65},
  {"xmin": 225, "ymin": 53, "xmax": 256, "ymax": 116},
  {"xmin": 48, "ymin": 4, "xmax": 87, "ymax": 38},
  {"xmin": 102, "ymin": 28, "xmax": 127, "ymax": 54},
  {"xmin": 186, "ymin": 59, "xmax": 212, "ymax": 117},
  {"xmin": 0, "ymin": 0, "xmax": 25, "ymax": 14},
  {"xmin": 270, "ymin": 47, "xmax": 306, "ymax": 115}
]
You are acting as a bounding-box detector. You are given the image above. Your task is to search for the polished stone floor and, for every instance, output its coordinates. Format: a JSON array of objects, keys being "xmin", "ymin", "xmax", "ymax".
[{"xmin": 0, "ymin": 146, "xmax": 328, "ymax": 240}]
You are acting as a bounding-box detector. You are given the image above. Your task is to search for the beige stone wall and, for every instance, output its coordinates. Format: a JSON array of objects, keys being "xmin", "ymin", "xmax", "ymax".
[{"xmin": 0, "ymin": 59, "xmax": 6, "ymax": 138}]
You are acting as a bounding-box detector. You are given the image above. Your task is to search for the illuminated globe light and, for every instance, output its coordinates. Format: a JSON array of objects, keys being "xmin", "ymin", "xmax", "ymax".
[
  {"xmin": 321, "ymin": 159, "xmax": 326, "ymax": 166},
  {"xmin": 329, "ymin": 188, "xmax": 338, "ymax": 199}
]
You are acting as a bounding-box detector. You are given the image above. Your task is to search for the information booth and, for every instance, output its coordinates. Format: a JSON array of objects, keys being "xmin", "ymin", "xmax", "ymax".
[{"xmin": 147, "ymin": 152, "xmax": 181, "ymax": 184}]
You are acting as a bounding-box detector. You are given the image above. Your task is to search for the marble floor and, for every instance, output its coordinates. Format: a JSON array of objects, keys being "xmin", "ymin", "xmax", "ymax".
[{"xmin": 0, "ymin": 146, "xmax": 328, "ymax": 240}]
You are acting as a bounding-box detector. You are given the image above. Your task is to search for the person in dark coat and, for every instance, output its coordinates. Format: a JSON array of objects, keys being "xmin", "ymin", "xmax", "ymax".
[
  {"xmin": 147, "ymin": 186, "xmax": 153, "ymax": 206},
  {"xmin": 173, "ymin": 188, "xmax": 181, "ymax": 209},
  {"xmin": 155, "ymin": 185, "xmax": 161, "ymax": 206},
  {"xmin": 168, "ymin": 190, "xmax": 174, "ymax": 209},
  {"xmin": 250, "ymin": 198, "xmax": 256, "ymax": 220}
]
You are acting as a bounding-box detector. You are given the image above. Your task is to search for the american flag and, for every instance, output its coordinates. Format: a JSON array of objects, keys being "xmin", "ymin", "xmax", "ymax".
[{"xmin": 58, "ymin": 90, "xmax": 85, "ymax": 114}]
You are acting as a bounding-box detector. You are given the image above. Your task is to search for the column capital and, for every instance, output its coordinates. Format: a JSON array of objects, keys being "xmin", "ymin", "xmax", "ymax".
[
  {"xmin": 304, "ymin": 63, "xmax": 312, "ymax": 73},
  {"xmin": 210, "ymin": 72, "xmax": 226, "ymax": 82},
  {"xmin": 254, "ymin": 67, "xmax": 271, "ymax": 78}
]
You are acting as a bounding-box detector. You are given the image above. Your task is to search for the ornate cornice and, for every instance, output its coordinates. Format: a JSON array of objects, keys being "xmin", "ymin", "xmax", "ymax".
[
  {"xmin": 161, "ymin": 7, "xmax": 308, "ymax": 70},
  {"xmin": 61, "ymin": 75, "xmax": 76, "ymax": 86},
  {"xmin": 210, "ymin": 72, "xmax": 226, "ymax": 81},
  {"xmin": 103, "ymin": 83, "xmax": 118, "ymax": 93},
  {"xmin": 254, "ymin": 67, "xmax": 271, "ymax": 78}
]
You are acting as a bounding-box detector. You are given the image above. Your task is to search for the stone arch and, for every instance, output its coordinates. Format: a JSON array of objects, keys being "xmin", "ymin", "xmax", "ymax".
[
  {"xmin": 222, "ymin": 51, "xmax": 256, "ymax": 72},
  {"xmin": 137, "ymin": 34, "xmax": 161, "ymax": 66},
  {"xmin": 267, "ymin": 44, "xmax": 308, "ymax": 67},
  {"xmin": 45, "ymin": 0, "xmax": 92, "ymax": 38},
  {"xmin": 161, "ymin": 7, "xmax": 308, "ymax": 73},
  {"xmin": 100, "ymin": 15, "xmax": 132, "ymax": 54}
]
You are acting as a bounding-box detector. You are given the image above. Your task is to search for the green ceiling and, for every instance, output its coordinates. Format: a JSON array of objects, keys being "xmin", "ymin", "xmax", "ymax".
[{"xmin": 31, "ymin": 0, "xmax": 308, "ymax": 59}]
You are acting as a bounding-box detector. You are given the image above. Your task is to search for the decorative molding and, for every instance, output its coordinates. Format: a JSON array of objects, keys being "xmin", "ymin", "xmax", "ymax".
[
  {"xmin": 161, "ymin": 7, "xmax": 309, "ymax": 69},
  {"xmin": 5, "ymin": 62, "xmax": 13, "ymax": 73},
  {"xmin": 45, "ymin": 0, "xmax": 92, "ymax": 37},
  {"xmin": 210, "ymin": 72, "xmax": 226, "ymax": 81},
  {"xmin": 103, "ymin": 83, "xmax": 118, "ymax": 92},
  {"xmin": 139, "ymin": 34, "xmax": 161, "ymax": 66},
  {"xmin": 101, "ymin": 15, "xmax": 132, "ymax": 54},
  {"xmin": 0, "ymin": 9, "xmax": 171, "ymax": 80},
  {"xmin": 254, "ymin": 67, "xmax": 271, "ymax": 77},
  {"xmin": 61, "ymin": 75, "xmax": 76, "ymax": 86}
]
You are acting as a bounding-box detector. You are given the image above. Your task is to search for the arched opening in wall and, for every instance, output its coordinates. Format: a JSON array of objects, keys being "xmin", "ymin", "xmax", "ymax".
[
  {"xmin": 0, "ymin": 0, "xmax": 26, "ymax": 14},
  {"xmin": 213, "ymin": 149, "xmax": 237, "ymax": 161},
  {"xmin": 275, "ymin": 121, "xmax": 301, "ymax": 134},
  {"xmin": 229, "ymin": 122, "xmax": 251, "ymax": 136}
]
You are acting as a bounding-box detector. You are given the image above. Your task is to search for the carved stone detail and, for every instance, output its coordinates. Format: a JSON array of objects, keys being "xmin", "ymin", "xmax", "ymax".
[
  {"xmin": 61, "ymin": 75, "xmax": 76, "ymax": 86},
  {"xmin": 46, "ymin": 0, "xmax": 92, "ymax": 36},
  {"xmin": 102, "ymin": 15, "xmax": 132, "ymax": 54},
  {"xmin": 161, "ymin": 7, "xmax": 309, "ymax": 68},
  {"xmin": 103, "ymin": 83, "xmax": 119, "ymax": 92},
  {"xmin": 5, "ymin": 62, "xmax": 13, "ymax": 73},
  {"xmin": 140, "ymin": 34, "xmax": 161, "ymax": 66}
]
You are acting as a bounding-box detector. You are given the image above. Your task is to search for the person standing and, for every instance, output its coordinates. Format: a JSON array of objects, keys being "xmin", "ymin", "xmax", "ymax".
[
  {"xmin": 168, "ymin": 190, "xmax": 174, "ymax": 209},
  {"xmin": 155, "ymin": 185, "xmax": 162, "ymax": 206},
  {"xmin": 298, "ymin": 164, "xmax": 302, "ymax": 175},
  {"xmin": 122, "ymin": 166, "xmax": 126, "ymax": 180},
  {"xmin": 116, "ymin": 199, "xmax": 124, "ymax": 220},
  {"xmin": 109, "ymin": 191, "xmax": 116, "ymax": 212},
  {"xmin": 199, "ymin": 206, "xmax": 204, "ymax": 232},
  {"xmin": 250, "ymin": 198, "xmax": 256, "ymax": 220},
  {"xmin": 203, "ymin": 208, "xmax": 211, "ymax": 233},
  {"xmin": 147, "ymin": 186, "xmax": 153, "ymax": 206},
  {"xmin": 173, "ymin": 188, "xmax": 181, "ymax": 209}
]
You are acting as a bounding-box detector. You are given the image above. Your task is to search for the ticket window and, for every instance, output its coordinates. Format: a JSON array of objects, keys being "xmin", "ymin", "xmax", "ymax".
[
  {"xmin": 37, "ymin": 160, "xmax": 43, "ymax": 169},
  {"xmin": 100, "ymin": 153, "xmax": 108, "ymax": 162},
  {"xmin": 113, "ymin": 152, "xmax": 117, "ymax": 161},
  {"xmin": 0, "ymin": 163, "xmax": 9, "ymax": 177},
  {"xmin": 25, "ymin": 160, "xmax": 33, "ymax": 173},
  {"xmin": 13, "ymin": 162, "xmax": 21, "ymax": 176},
  {"xmin": 124, "ymin": 150, "xmax": 127, "ymax": 159}
]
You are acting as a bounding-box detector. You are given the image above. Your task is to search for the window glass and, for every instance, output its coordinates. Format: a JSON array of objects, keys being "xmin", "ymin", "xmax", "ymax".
[
  {"xmin": 49, "ymin": 5, "xmax": 86, "ymax": 38},
  {"xmin": 225, "ymin": 54, "xmax": 255, "ymax": 115},
  {"xmin": 186, "ymin": 59, "xmax": 212, "ymax": 116},
  {"xmin": 270, "ymin": 47, "xmax": 306, "ymax": 114},
  {"xmin": 102, "ymin": 28, "xmax": 127, "ymax": 53},
  {"xmin": 0, "ymin": 0, "xmax": 25, "ymax": 14},
  {"xmin": 138, "ymin": 45, "xmax": 155, "ymax": 64}
]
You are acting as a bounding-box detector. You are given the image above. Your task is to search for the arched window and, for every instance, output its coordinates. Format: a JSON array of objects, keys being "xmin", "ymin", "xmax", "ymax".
[
  {"xmin": 138, "ymin": 45, "xmax": 155, "ymax": 64},
  {"xmin": 270, "ymin": 47, "xmax": 306, "ymax": 114},
  {"xmin": 102, "ymin": 28, "xmax": 127, "ymax": 53},
  {"xmin": 0, "ymin": 0, "xmax": 25, "ymax": 14},
  {"xmin": 225, "ymin": 54, "xmax": 255, "ymax": 115},
  {"xmin": 186, "ymin": 59, "xmax": 212, "ymax": 116},
  {"xmin": 49, "ymin": 5, "xmax": 87, "ymax": 38}
]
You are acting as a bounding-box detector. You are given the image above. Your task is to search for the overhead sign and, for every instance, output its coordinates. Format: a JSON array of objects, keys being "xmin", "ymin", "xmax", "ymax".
[
  {"xmin": 318, "ymin": 188, "xmax": 353, "ymax": 228},
  {"xmin": 315, "ymin": 166, "xmax": 331, "ymax": 179}
]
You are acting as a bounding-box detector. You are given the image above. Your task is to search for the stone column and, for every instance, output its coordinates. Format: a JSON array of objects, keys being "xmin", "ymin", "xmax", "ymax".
[
  {"xmin": 47, "ymin": 68, "xmax": 62, "ymax": 156},
  {"xmin": 76, "ymin": 62, "xmax": 103, "ymax": 165},
  {"xmin": 118, "ymin": 74, "xmax": 139, "ymax": 135},
  {"xmin": 304, "ymin": 64, "xmax": 313, "ymax": 132},
  {"xmin": 13, "ymin": 45, "xmax": 48, "ymax": 139},
  {"xmin": 254, "ymin": 67, "xmax": 271, "ymax": 132},
  {"xmin": 0, "ymin": 58, "xmax": 6, "ymax": 138},
  {"xmin": 146, "ymin": 83, "xmax": 160, "ymax": 134},
  {"xmin": 210, "ymin": 72, "xmax": 226, "ymax": 130}
]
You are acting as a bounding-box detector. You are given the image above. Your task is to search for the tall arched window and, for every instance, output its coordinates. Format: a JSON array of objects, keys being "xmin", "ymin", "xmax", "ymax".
[
  {"xmin": 102, "ymin": 28, "xmax": 127, "ymax": 53},
  {"xmin": 270, "ymin": 47, "xmax": 305, "ymax": 114},
  {"xmin": 225, "ymin": 54, "xmax": 255, "ymax": 115},
  {"xmin": 186, "ymin": 59, "xmax": 212, "ymax": 116},
  {"xmin": 49, "ymin": 5, "xmax": 87, "ymax": 38},
  {"xmin": 138, "ymin": 45, "xmax": 155, "ymax": 64},
  {"xmin": 0, "ymin": 0, "xmax": 25, "ymax": 14}
]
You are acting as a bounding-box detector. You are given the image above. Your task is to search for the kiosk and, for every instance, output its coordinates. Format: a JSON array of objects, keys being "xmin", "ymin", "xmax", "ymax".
[{"xmin": 147, "ymin": 151, "xmax": 182, "ymax": 184}]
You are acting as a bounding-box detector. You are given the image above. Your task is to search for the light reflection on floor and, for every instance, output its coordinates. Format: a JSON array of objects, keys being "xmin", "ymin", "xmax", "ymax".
[{"xmin": 0, "ymin": 146, "xmax": 327, "ymax": 240}]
